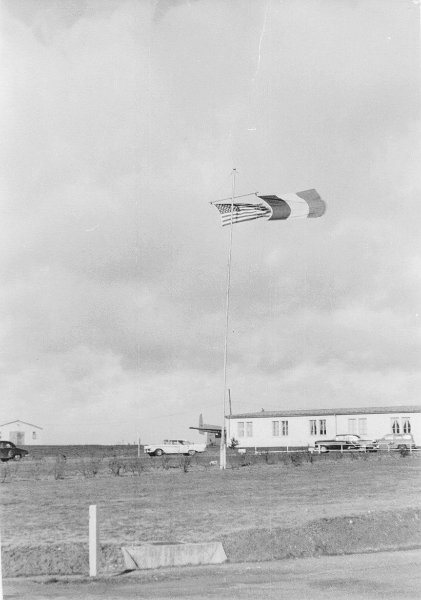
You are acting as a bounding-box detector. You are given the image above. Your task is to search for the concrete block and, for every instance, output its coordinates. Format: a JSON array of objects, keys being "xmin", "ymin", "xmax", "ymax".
[{"xmin": 121, "ymin": 541, "xmax": 227, "ymax": 570}]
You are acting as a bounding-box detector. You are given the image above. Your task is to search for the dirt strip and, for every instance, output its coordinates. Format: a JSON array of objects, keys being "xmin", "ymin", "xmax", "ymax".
[{"xmin": 3, "ymin": 508, "xmax": 420, "ymax": 577}]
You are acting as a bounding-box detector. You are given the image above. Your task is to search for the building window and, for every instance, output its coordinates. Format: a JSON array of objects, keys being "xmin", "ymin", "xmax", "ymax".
[
  {"xmin": 32, "ymin": 431, "xmax": 37, "ymax": 440},
  {"xmin": 310, "ymin": 420, "xmax": 317, "ymax": 435},
  {"xmin": 403, "ymin": 418, "xmax": 411, "ymax": 433},
  {"xmin": 281, "ymin": 420, "xmax": 288, "ymax": 436},
  {"xmin": 358, "ymin": 418, "xmax": 367, "ymax": 436},
  {"xmin": 272, "ymin": 421, "xmax": 279, "ymax": 436},
  {"xmin": 348, "ymin": 419, "xmax": 357, "ymax": 434},
  {"xmin": 237, "ymin": 422, "xmax": 244, "ymax": 438},
  {"xmin": 319, "ymin": 420, "xmax": 326, "ymax": 435},
  {"xmin": 246, "ymin": 422, "xmax": 253, "ymax": 437},
  {"xmin": 391, "ymin": 418, "xmax": 400, "ymax": 434}
]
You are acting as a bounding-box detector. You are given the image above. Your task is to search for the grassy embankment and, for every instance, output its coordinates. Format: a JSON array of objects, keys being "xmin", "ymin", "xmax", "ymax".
[{"xmin": 1, "ymin": 449, "xmax": 420, "ymax": 576}]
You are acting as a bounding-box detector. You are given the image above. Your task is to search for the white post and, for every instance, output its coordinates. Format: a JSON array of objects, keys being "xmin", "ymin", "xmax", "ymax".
[
  {"xmin": 220, "ymin": 168, "xmax": 237, "ymax": 470},
  {"xmin": 89, "ymin": 505, "xmax": 98, "ymax": 577},
  {"xmin": 0, "ymin": 527, "xmax": 3, "ymax": 600}
]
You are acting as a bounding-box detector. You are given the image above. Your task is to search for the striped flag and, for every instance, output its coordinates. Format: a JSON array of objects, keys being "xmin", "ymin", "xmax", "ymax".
[
  {"xmin": 213, "ymin": 189, "xmax": 326, "ymax": 226},
  {"xmin": 214, "ymin": 202, "xmax": 271, "ymax": 227}
]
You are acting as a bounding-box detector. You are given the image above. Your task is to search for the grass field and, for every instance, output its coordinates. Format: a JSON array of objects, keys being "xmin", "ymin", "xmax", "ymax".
[{"xmin": 1, "ymin": 450, "xmax": 420, "ymax": 551}]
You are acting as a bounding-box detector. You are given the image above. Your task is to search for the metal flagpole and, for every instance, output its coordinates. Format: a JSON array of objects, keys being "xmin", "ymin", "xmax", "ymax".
[{"xmin": 220, "ymin": 168, "xmax": 237, "ymax": 469}]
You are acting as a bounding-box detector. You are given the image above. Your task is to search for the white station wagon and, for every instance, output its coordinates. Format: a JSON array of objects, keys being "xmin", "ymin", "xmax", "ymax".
[{"xmin": 144, "ymin": 439, "xmax": 207, "ymax": 457}]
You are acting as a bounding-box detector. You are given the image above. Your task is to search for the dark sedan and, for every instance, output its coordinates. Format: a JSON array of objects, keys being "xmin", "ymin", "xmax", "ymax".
[
  {"xmin": 0, "ymin": 441, "xmax": 29, "ymax": 462},
  {"xmin": 311, "ymin": 434, "xmax": 377, "ymax": 453},
  {"xmin": 312, "ymin": 439, "xmax": 360, "ymax": 452}
]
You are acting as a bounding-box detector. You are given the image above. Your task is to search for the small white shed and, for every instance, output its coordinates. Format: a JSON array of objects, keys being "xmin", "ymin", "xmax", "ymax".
[{"xmin": 0, "ymin": 420, "xmax": 43, "ymax": 445}]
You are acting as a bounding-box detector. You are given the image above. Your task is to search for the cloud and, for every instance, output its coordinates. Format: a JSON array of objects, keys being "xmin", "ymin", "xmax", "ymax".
[{"xmin": 0, "ymin": 0, "xmax": 419, "ymax": 442}]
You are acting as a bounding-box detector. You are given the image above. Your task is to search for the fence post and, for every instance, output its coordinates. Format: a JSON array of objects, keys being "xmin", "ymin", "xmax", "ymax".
[
  {"xmin": 89, "ymin": 505, "xmax": 98, "ymax": 577},
  {"xmin": 0, "ymin": 527, "xmax": 3, "ymax": 600}
]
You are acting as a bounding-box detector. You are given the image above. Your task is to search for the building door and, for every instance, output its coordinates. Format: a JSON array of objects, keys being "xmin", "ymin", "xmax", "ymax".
[
  {"xmin": 10, "ymin": 431, "xmax": 25, "ymax": 445},
  {"xmin": 358, "ymin": 418, "xmax": 367, "ymax": 436},
  {"xmin": 348, "ymin": 419, "xmax": 357, "ymax": 434}
]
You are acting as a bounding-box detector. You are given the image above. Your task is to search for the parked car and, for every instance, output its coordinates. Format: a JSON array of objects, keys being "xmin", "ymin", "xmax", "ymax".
[
  {"xmin": 311, "ymin": 434, "xmax": 377, "ymax": 453},
  {"xmin": 374, "ymin": 433, "xmax": 416, "ymax": 451},
  {"xmin": 0, "ymin": 441, "xmax": 29, "ymax": 462},
  {"xmin": 144, "ymin": 439, "xmax": 207, "ymax": 456},
  {"xmin": 335, "ymin": 434, "xmax": 378, "ymax": 452}
]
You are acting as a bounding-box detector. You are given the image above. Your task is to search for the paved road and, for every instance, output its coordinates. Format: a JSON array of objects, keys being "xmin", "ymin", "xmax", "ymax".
[{"xmin": 4, "ymin": 549, "xmax": 421, "ymax": 600}]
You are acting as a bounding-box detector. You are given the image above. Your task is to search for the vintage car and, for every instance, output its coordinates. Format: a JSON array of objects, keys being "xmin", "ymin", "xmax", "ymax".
[
  {"xmin": 374, "ymin": 433, "xmax": 416, "ymax": 451},
  {"xmin": 144, "ymin": 439, "xmax": 207, "ymax": 457},
  {"xmin": 336, "ymin": 434, "xmax": 378, "ymax": 451},
  {"xmin": 0, "ymin": 441, "xmax": 29, "ymax": 462},
  {"xmin": 311, "ymin": 434, "xmax": 377, "ymax": 453}
]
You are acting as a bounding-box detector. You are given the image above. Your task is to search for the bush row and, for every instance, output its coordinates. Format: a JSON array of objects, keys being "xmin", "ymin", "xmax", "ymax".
[{"xmin": 1, "ymin": 448, "xmax": 412, "ymax": 483}]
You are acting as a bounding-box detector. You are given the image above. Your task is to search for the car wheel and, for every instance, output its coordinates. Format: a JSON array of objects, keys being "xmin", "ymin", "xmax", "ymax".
[
  {"xmin": 14, "ymin": 453, "xmax": 22, "ymax": 460},
  {"xmin": 320, "ymin": 446, "xmax": 328, "ymax": 453},
  {"xmin": 188, "ymin": 450, "xmax": 196, "ymax": 456},
  {"xmin": 154, "ymin": 449, "xmax": 163, "ymax": 456}
]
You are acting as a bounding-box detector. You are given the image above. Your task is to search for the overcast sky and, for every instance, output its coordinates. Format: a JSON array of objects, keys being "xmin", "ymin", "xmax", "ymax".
[{"xmin": 1, "ymin": 0, "xmax": 420, "ymax": 444}]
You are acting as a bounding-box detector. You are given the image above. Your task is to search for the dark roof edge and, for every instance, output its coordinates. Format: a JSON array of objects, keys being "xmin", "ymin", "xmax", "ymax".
[
  {"xmin": 0, "ymin": 420, "xmax": 43, "ymax": 429},
  {"xmin": 228, "ymin": 405, "xmax": 421, "ymax": 419}
]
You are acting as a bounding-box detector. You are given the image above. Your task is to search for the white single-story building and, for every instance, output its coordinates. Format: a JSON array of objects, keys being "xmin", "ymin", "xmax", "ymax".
[
  {"xmin": 227, "ymin": 405, "xmax": 421, "ymax": 449},
  {"xmin": 0, "ymin": 420, "xmax": 43, "ymax": 445}
]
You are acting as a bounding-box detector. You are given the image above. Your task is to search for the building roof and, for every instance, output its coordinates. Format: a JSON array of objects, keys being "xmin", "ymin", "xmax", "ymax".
[
  {"xmin": 228, "ymin": 405, "xmax": 421, "ymax": 419},
  {"xmin": 0, "ymin": 420, "xmax": 43, "ymax": 429},
  {"xmin": 189, "ymin": 425, "xmax": 221, "ymax": 433}
]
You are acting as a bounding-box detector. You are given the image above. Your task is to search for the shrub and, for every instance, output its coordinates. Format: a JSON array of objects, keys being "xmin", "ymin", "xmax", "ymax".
[
  {"xmin": 289, "ymin": 452, "xmax": 304, "ymax": 466},
  {"xmin": 108, "ymin": 457, "xmax": 125, "ymax": 476},
  {"xmin": 162, "ymin": 456, "xmax": 171, "ymax": 470},
  {"xmin": 76, "ymin": 456, "xmax": 102, "ymax": 478},
  {"xmin": 265, "ymin": 452, "xmax": 279, "ymax": 465},
  {"xmin": 125, "ymin": 458, "xmax": 146, "ymax": 476},
  {"xmin": 181, "ymin": 456, "xmax": 192, "ymax": 473},
  {"xmin": 53, "ymin": 455, "xmax": 67, "ymax": 480},
  {"xmin": 31, "ymin": 457, "xmax": 45, "ymax": 480},
  {"xmin": 0, "ymin": 462, "xmax": 10, "ymax": 483}
]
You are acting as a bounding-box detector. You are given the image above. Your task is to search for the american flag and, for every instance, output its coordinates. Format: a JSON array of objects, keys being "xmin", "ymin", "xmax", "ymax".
[{"xmin": 214, "ymin": 202, "xmax": 271, "ymax": 227}]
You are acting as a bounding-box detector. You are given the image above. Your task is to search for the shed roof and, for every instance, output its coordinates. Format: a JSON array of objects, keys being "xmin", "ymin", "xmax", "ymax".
[
  {"xmin": 228, "ymin": 405, "xmax": 421, "ymax": 419},
  {"xmin": 0, "ymin": 420, "xmax": 43, "ymax": 429}
]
